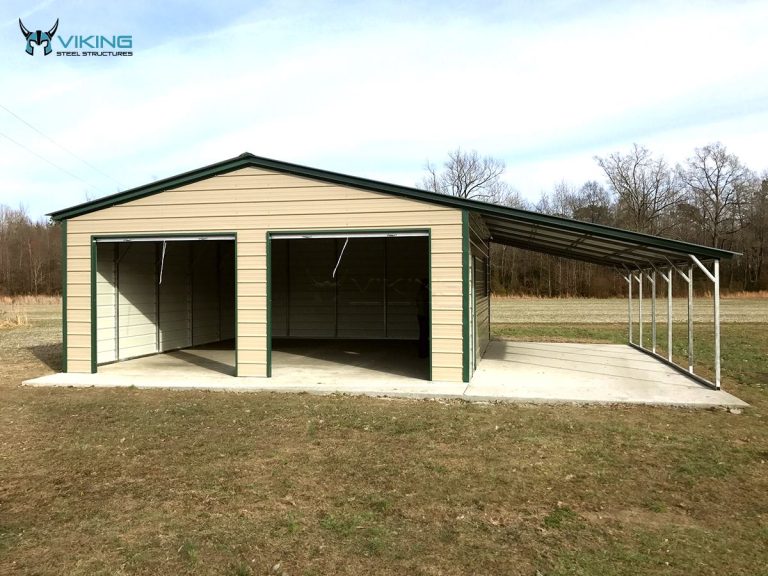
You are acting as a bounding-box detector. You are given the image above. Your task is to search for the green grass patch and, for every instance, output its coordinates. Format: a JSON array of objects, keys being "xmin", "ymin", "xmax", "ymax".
[{"xmin": 1, "ymin": 302, "xmax": 767, "ymax": 574}]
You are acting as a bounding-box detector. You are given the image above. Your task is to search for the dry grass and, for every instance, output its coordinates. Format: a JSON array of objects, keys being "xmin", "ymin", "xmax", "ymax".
[
  {"xmin": 1, "ymin": 303, "xmax": 767, "ymax": 575},
  {"xmin": 721, "ymin": 290, "xmax": 768, "ymax": 299},
  {"xmin": 491, "ymin": 296, "xmax": 768, "ymax": 324},
  {"xmin": 494, "ymin": 291, "xmax": 768, "ymax": 300},
  {"xmin": 0, "ymin": 303, "xmax": 29, "ymax": 327},
  {"xmin": 0, "ymin": 294, "xmax": 61, "ymax": 305}
]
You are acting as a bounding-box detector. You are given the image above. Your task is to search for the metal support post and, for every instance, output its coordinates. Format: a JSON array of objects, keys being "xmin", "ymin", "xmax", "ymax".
[
  {"xmin": 666, "ymin": 268, "xmax": 672, "ymax": 362},
  {"xmin": 624, "ymin": 273, "xmax": 632, "ymax": 344},
  {"xmin": 714, "ymin": 260, "xmax": 721, "ymax": 389},
  {"xmin": 650, "ymin": 270, "xmax": 657, "ymax": 354},
  {"xmin": 637, "ymin": 272, "xmax": 643, "ymax": 348},
  {"xmin": 688, "ymin": 263, "xmax": 694, "ymax": 373},
  {"xmin": 690, "ymin": 255, "xmax": 721, "ymax": 390}
]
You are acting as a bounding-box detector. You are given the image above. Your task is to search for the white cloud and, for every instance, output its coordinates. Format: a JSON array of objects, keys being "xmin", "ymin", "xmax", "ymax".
[{"xmin": 1, "ymin": 0, "xmax": 766, "ymax": 218}]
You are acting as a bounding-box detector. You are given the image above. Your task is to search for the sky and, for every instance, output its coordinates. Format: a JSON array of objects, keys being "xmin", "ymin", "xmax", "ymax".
[{"xmin": 1, "ymin": 0, "xmax": 766, "ymax": 219}]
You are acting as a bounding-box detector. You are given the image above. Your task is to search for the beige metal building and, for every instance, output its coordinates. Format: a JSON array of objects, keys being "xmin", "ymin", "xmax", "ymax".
[{"xmin": 49, "ymin": 153, "xmax": 735, "ymax": 386}]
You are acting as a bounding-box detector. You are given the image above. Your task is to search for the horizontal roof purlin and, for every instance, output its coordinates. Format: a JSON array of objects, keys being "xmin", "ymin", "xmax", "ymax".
[{"xmin": 48, "ymin": 152, "xmax": 738, "ymax": 267}]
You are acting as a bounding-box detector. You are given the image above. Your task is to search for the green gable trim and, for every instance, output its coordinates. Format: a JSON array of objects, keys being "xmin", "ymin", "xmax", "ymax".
[{"xmin": 48, "ymin": 152, "xmax": 738, "ymax": 263}]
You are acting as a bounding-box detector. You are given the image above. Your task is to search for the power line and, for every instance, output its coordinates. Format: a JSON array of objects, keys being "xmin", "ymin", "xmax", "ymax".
[
  {"xmin": 0, "ymin": 102, "xmax": 123, "ymax": 188},
  {"xmin": 0, "ymin": 130, "xmax": 103, "ymax": 193}
]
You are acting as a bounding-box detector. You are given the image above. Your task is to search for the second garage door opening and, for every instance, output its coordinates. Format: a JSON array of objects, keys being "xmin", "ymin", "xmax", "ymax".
[{"xmin": 269, "ymin": 233, "xmax": 430, "ymax": 380}]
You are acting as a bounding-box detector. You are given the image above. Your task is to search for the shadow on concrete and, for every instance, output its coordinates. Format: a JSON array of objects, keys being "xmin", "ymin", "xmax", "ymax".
[
  {"xmin": 165, "ymin": 341, "xmax": 236, "ymax": 376},
  {"xmin": 272, "ymin": 338, "xmax": 429, "ymax": 380}
]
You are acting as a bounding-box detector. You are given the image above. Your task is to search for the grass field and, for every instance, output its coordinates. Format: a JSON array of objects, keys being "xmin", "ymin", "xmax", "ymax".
[
  {"xmin": 491, "ymin": 297, "xmax": 768, "ymax": 324},
  {"xmin": 1, "ymin": 299, "xmax": 767, "ymax": 575}
]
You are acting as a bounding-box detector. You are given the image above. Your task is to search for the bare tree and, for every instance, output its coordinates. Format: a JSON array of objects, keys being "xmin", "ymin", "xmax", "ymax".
[
  {"xmin": 420, "ymin": 148, "xmax": 510, "ymax": 203},
  {"xmin": 572, "ymin": 181, "xmax": 613, "ymax": 224},
  {"xmin": 595, "ymin": 144, "xmax": 681, "ymax": 233},
  {"xmin": 734, "ymin": 175, "xmax": 768, "ymax": 290},
  {"xmin": 0, "ymin": 205, "xmax": 61, "ymax": 295},
  {"xmin": 678, "ymin": 142, "xmax": 753, "ymax": 248}
]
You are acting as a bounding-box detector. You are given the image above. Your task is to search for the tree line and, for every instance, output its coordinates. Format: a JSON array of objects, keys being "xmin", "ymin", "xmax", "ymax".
[
  {"xmin": 1, "ymin": 142, "xmax": 765, "ymax": 297},
  {"xmin": 421, "ymin": 143, "xmax": 767, "ymax": 296},
  {"xmin": 0, "ymin": 205, "xmax": 61, "ymax": 296}
]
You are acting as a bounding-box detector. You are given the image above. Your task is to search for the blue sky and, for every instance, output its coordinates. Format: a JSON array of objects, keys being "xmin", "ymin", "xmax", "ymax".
[{"xmin": 2, "ymin": 0, "xmax": 766, "ymax": 219}]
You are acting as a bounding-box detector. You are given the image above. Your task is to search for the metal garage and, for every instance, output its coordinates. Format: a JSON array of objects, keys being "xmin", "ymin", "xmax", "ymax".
[{"xmin": 46, "ymin": 152, "xmax": 737, "ymax": 391}]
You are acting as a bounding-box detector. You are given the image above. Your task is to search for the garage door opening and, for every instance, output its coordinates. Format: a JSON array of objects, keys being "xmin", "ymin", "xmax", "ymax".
[
  {"xmin": 93, "ymin": 236, "xmax": 236, "ymax": 376},
  {"xmin": 269, "ymin": 232, "xmax": 430, "ymax": 381}
]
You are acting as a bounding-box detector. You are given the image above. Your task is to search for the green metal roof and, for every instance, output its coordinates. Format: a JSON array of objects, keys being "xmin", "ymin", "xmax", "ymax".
[{"xmin": 48, "ymin": 152, "xmax": 738, "ymax": 267}]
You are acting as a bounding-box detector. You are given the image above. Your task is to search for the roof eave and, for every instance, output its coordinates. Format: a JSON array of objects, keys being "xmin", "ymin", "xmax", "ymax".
[{"xmin": 47, "ymin": 152, "xmax": 739, "ymax": 262}]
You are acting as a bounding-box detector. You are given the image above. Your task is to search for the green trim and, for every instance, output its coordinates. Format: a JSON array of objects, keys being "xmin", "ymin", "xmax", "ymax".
[
  {"xmin": 89, "ymin": 232, "xmax": 239, "ymax": 373},
  {"xmin": 90, "ymin": 238, "xmax": 97, "ymax": 373},
  {"xmin": 92, "ymin": 232, "xmax": 236, "ymax": 240},
  {"xmin": 427, "ymin": 230, "xmax": 432, "ymax": 382},
  {"xmin": 267, "ymin": 228, "xmax": 431, "ymax": 236},
  {"xmin": 61, "ymin": 220, "xmax": 67, "ymax": 372},
  {"xmin": 234, "ymin": 233, "xmax": 239, "ymax": 377},
  {"xmin": 46, "ymin": 152, "xmax": 737, "ymax": 263},
  {"xmin": 266, "ymin": 227, "xmax": 432, "ymax": 380},
  {"xmin": 266, "ymin": 232, "xmax": 272, "ymax": 378},
  {"xmin": 462, "ymin": 211, "xmax": 470, "ymax": 383}
]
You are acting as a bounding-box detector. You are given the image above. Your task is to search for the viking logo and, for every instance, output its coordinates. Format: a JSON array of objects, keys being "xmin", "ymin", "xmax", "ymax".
[{"xmin": 19, "ymin": 18, "xmax": 59, "ymax": 56}]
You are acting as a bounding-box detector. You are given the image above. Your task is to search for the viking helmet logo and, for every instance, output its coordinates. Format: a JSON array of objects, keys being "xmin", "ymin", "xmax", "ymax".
[{"xmin": 19, "ymin": 18, "xmax": 59, "ymax": 56}]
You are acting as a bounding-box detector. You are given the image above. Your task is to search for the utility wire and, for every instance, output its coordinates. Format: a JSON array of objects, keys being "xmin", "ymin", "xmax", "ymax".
[
  {"xmin": 0, "ymin": 102, "xmax": 123, "ymax": 188},
  {"xmin": 0, "ymin": 130, "xmax": 103, "ymax": 193}
]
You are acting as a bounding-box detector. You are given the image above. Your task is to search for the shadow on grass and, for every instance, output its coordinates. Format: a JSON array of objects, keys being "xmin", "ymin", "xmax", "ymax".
[{"xmin": 28, "ymin": 342, "xmax": 62, "ymax": 372}]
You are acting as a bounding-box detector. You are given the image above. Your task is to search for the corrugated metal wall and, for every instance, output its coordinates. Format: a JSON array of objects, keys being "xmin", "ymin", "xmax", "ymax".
[
  {"xmin": 65, "ymin": 167, "xmax": 464, "ymax": 380},
  {"xmin": 271, "ymin": 236, "xmax": 427, "ymax": 340},
  {"xmin": 470, "ymin": 214, "xmax": 491, "ymax": 365},
  {"xmin": 93, "ymin": 240, "xmax": 235, "ymax": 364},
  {"xmin": 95, "ymin": 243, "xmax": 117, "ymax": 364},
  {"xmin": 159, "ymin": 242, "xmax": 191, "ymax": 351},
  {"xmin": 117, "ymin": 243, "xmax": 158, "ymax": 360}
]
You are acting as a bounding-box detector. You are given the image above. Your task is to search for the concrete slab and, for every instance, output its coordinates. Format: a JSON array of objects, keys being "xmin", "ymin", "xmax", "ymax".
[
  {"xmin": 467, "ymin": 342, "xmax": 747, "ymax": 407},
  {"xmin": 23, "ymin": 340, "xmax": 747, "ymax": 408}
]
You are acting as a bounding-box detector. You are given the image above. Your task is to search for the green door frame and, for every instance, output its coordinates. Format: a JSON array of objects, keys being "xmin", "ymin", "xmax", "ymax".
[
  {"xmin": 89, "ymin": 232, "xmax": 238, "ymax": 375},
  {"xmin": 266, "ymin": 228, "xmax": 433, "ymax": 380}
]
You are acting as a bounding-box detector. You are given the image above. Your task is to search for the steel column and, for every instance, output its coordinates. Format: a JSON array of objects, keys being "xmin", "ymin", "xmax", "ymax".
[
  {"xmin": 625, "ymin": 273, "xmax": 633, "ymax": 344},
  {"xmin": 667, "ymin": 268, "xmax": 672, "ymax": 362},
  {"xmin": 714, "ymin": 259, "xmax": 721, "ymax": 389},
  {"xmin": 688, "ymin": 263, "xmax": 694, "ymax": 373},
  {"xmin": 637, "ymin": 273, "xmax": 643, "ymax": 348},
  {"xmin": 650, "ymin": 270, "xmax": 657, "ymax": 353}
]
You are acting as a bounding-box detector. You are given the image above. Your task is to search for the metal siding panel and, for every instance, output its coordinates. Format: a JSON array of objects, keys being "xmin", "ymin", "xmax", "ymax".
[
  {"xmin": 117, "ymin": 243, "xmax": 157, "ymax": 360},
  {"xmin": 159, "ymin": 242, "xmax": 191, "ymax": 351},
  {"xmin": 95, "ymin": 243, "xmax": 117, "ymax": 363},
  {"xmin": 192, "ymin": 242, "xmax": 221, "ymax": 346},
  {"xmin": 270, "ymin": 239, "xmax": 288, "ymax": 337},
  {"xmin": 336, "ymin": 238, "xmax": 386, "ymax": 338},
  {"xmin": 66, "ymin": 174, "xmax": 464, "ymax": 379},
  {"xmin": 287, "ymin": 238, "xmax": 336, "ymax": 338},
  {"xmin": 386, "ymin": 236, "xmax": 428, "ymax": 339}
]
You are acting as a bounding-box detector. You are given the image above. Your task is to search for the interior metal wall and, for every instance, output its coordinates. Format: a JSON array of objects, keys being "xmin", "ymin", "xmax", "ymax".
[
  {"xmin": 96, "ymin": 243, "xmax": 117, "ymax": 364},
  {"xmin": 117, "ymin": 243, "xmax": 158, "ymax": 360},
  {"xmin": 95, "ymin": 240, "xmax": 235, "ymax": 364},
  {"xmin": 158, "ymin": 242, "xmax": 191, "ymax": 351},
  {"xmin": 271, "ymin": 236, "xmax": 428, "ymax": 339}
]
